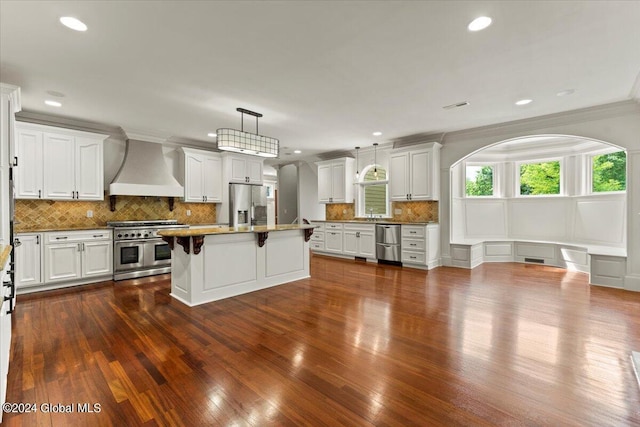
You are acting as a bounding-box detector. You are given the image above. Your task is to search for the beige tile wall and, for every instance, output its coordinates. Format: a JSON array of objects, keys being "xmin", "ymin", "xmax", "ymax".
[
  {"xmin": 324, "ymin": 200, "xmax": 438, "ymax": 222},
  {"xmin": 14, "ymin": 197, "xmax": 217, "ymax": 232}
]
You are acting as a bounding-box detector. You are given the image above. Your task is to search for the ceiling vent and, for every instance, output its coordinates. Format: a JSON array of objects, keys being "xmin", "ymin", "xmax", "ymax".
[{"xmin": 443, "ymin": 101, "xmax": 470, "ymax": 110}]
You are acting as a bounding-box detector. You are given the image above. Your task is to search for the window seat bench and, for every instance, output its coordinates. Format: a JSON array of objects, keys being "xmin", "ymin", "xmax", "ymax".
[{"xmin": 448, "ymin": 239, "xmax": 626, "ymax": 289}]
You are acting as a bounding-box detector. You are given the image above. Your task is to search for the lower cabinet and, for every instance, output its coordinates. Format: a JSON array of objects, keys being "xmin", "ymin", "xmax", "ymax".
[
  {"xmin": 343, "ymin": 223, "xmax": 375, "ymax": 258},
  {"xmin": 15, "ymin": 233, "xmax": 43, "ymax": 289},
  {"xmin": 310, "ymin": 221, "xmax": 440, "ymax": 269},
  {"xmin": 401, "ymin": 224, "xmax": 440, "ymax": 269},
  {"xmin": 45, "ymin": 230, "xmax": 112, "ymax": 283},
  {"xmin": 324, "ymin": 229, "xmax": 343, "ymax": 254},
  {"xmin": 16, "ymin": 229, "xmax": 112, "ymax": 292}
]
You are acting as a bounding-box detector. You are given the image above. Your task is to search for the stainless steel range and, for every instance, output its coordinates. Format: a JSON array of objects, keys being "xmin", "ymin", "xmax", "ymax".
[{"xmin": 108, "ymin": 220, "xmax": 187, "ymax": 281}]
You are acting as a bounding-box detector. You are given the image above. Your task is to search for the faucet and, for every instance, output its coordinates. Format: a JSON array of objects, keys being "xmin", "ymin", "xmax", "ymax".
[{"xmin": 369, "ymin": 208, "xmax": 374, "ymax": 221}]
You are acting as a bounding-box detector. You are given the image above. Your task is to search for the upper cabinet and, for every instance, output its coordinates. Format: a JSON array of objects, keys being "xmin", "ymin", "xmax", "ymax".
[
  {"xmin": 15, "ymin": 122, "xmax": 108, "ymax": 200},
  {"xmin": 181, "ymin": 148, "xmax": 222, "ymax": 203},
  {"xmin": 223, "ymin": 153, "xmax": 263, "ymax": 185},
  {"xmin": 389, "ymin": 142, "xmax": 441, "ymax": 201},
  {"xmin": 316, "ymin": 158, "xmax": 355, "ymax": 203}
]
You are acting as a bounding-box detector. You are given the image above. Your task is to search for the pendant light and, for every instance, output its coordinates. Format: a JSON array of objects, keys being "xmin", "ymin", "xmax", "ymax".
[
  {"xmin": 355, "ymin": 146, "xmax": 360, "ymax": 179},
  {"xmin": 217, "ymin": 108, "xmax": 279, "ymax": 158},
  {"xmin": 373, "ymin": 143, "xmax": 379, "ymax": 179}
]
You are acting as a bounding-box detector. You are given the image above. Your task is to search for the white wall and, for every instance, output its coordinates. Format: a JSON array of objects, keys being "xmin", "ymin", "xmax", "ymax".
[
  {"xmin": 297, "ymin": 161, "xmax": 324, "ymax": 222},
  {"xmin": 278, "ymin": 164, "xmax": 298, "ymax": 224},
  {"xmin": 440, "ymin": 100, "xmax": 640, "ymax": 291}
]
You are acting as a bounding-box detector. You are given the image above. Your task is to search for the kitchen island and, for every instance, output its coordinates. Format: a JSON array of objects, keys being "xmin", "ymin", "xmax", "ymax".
[{"xmin": 158, "ymin": 224, "xmax": 314, "ymax": 306}]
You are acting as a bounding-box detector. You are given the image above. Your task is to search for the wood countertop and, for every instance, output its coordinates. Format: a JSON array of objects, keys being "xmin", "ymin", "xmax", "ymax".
[{"xmin": 158, "ymin": 224, "xmax": 315, "ymax": 237}]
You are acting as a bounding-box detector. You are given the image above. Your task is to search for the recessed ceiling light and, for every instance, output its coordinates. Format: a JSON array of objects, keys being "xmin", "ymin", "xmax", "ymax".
[
  {"xmin": 207, "ymin": 132, "xmax": 217, "ymax": 137},
  {"xmin": 372, "ymin": 131, "xmax": 382, "ymax": 136},
  {"xmin": 556, "ymin": 89, "xmax": 575, "ymax": 97},
  {"xmin": 44, "ymin": 100, "xmax": 62, "ymax": 107},
  {"xmin": 59, "ymin": 17, "xmax": 87, "ymax": 32},
  {"xmin": 293, "ymin": 150, "xmax": 301, "ymax": 154},
  {"xmin": 515, "ymin": 99, "xmax": 532, "ymax": 106},
  {"xmin": 468, "ymin": 16, "xmax": 492, "ymax": 32}
]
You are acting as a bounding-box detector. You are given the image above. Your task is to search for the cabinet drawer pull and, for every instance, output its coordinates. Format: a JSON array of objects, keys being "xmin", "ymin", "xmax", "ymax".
[
  {"xmin": 410, "ymin": 231, "xmax": 417, "ymax": 234},
  {"xmin": 55, "ymin": 236, "xmax": 68, "ymax": 240},
  {"xmin": 93, "ymin": 234, "xmax": 104, "ymax": 238},
  {"xmin": 410, "ymin": 243, "xmax": 416, "ymax": 246},
  {"xmin": 38, "ymin": 189, "xmax": 41, "ymax": 198},
  {"xmin": 410, "ymin": 256, "xmax": 417, "ymax": 259}
]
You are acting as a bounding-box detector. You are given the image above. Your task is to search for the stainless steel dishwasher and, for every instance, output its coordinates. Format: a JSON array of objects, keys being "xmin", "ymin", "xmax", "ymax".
[{"xmin": 375, "ymin": 224, "xmax": 401, "ymax": 263}]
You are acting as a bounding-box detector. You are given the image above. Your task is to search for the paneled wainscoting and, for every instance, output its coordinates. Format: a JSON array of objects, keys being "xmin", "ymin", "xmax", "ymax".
[{"xmin": 4, "ymin": 256, "xmax": 640, "ymax": 426}]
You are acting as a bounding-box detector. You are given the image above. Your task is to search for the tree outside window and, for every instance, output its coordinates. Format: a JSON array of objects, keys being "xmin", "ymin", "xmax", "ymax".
[
  {"xmin": 519, "ymin": 160, "xmax": 560, "ymax": 195},
  {"xmin": 359, "ymin": 166, "xmax": 388, "ymax": 216},
  {"xmin": 592, "ymin": 150, "xmax": 626, "ymax": 192},
  {"xmin": 466, "ymin": 165, "xmax": 494, "ymax": 196}
]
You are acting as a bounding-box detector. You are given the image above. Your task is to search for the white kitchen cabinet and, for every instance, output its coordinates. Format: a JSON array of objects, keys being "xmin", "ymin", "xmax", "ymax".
[
  {"xmin": 44, "ymin": 230, "xmax": 112, "ymax": 284},
  {"xmin": 324, "ymin": 226, "xmax": 344, "ymax": 254},
  {"xmin": 15, "ymin": 122, "xmax": 108, "ymax": 200},
  {"xmin": 401, "ymin": 224, "xmax": 440, "ymax": 269},
  {"xmin": 15, "ymin": 233, "xmax": 43, "ymax": 289},
  {"xmin": 389, "ymin": 143, "xmax": 441, "ymax": 201},
  {"xmin": 43, "ymin": 132, "xmax": 75, "ymax": 199},
  {"xmin": 223, "ymin": 153, "xmax": 263, "ymax": 185},
  {"xmin": 309, "ymin": 222, "xmax": 325, "ymax": 251},
  {"xmin": 343, "ymin": 223, "xmax": 375, "ymax": 258},
  {"xmin": 316, "ymin": 158, "xmax": 355, "ymax": 203},
  {"xmin": 181, "ymin": 148, "xmax": 222, "ymax": 203},
  {"xmin": 45, "ymin": 242, "xmax": 82, "ymax": 282},
  {"xmin": 14, "ymin": 127, "xmax": 43, "ymax": 199}
]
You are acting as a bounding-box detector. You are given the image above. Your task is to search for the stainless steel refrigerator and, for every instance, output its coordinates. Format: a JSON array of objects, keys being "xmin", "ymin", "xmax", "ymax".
[{"xmin": 229, "ymin": 183, "xmax": 268, "ymax": 227}]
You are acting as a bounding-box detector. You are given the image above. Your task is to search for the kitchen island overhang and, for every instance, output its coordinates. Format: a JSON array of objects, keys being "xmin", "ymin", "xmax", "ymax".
[{"xmin": 158, "ymin": 224, "xmax": 315, "ymax": 306}]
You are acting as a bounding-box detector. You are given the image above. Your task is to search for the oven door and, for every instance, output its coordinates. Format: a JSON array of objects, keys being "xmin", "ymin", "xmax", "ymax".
[
  {"xmin": 114, "ymin": 241, "xmax": 144, "ymax": 272},
  {"xmin": 143, "ymin": 239, "xmax": 172, "ymax": 268}
]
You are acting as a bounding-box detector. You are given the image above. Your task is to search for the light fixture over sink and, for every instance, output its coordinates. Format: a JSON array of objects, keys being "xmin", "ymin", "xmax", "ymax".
[{"xmin": 217, "ymin": 108, "xmax": 279, "ymax": 158}]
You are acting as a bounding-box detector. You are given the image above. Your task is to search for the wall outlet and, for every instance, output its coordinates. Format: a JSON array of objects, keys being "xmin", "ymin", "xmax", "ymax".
[
  {"xmin": 408, "ymin": 208, "xmax": 412, "ymax": 215},
  {"xmin": 394, "ymin": 208, "xmax": 402, "ymax": 215},
  {"xmin": 186, "ymin": 210, "xmax": 191, "ymax": 216},
  {"xmin": 343, "ymin": 209, "xmax": 347, "ymax": 214},
  {"xmin": 86, "ymin": 210, "xmax": 93, "ymax": 218}
]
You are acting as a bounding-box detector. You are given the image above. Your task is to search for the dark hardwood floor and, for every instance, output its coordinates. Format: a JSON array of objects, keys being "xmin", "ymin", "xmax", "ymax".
[{"xmin": 4, "ymin": 255, "xmax": 640, "ymax": 426}]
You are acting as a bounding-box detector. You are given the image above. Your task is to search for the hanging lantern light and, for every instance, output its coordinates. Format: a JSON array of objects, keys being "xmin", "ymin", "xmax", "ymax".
[{"xmin": 373, "ymin": 143, "xmax": 379, "ymax": 179}]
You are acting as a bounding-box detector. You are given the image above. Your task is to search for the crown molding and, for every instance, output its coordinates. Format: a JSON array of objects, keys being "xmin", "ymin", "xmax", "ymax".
[
  {"xmin": 631, "ymin": 71, "xmax": 640, "ymax": 103},
  {"xmin": 392, "ymin": 132, "xmax": 445, "ymax": 149},
  {"xmin": 16, "ymin": 109, "xmax": 122, "ymax": 138},
  {"xmin": 444, "ymin": 100, "xmax": 640, "ymax": 143}
]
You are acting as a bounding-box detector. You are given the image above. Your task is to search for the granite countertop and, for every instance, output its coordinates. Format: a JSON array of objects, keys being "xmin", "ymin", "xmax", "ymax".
[
  {"xmin": 310, "ymin": 219, "xmax": 438, "ymax": 225},
  {"xmin": 158, "ymin": 224, "xmax": 315, "ymax": 237},
  {"xmin": 0, "ymin": 245, "xmax": 12, "ymax": 269}
]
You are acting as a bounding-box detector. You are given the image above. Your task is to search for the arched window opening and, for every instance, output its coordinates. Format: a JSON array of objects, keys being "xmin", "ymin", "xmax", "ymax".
[{"xmin": 358, "ymin": 164, "xmax": 388, "ymax": 218}]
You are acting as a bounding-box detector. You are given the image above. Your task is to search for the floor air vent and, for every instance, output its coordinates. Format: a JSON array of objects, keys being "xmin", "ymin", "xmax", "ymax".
[{"xmin": 524, "ymin": 258, "xmax": 545, "ymax": 264}]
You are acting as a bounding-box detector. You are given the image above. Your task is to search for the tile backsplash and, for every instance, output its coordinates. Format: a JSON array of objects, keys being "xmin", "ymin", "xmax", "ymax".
[
  {"xmin": 325, "ymin": 201, "xmax": 438, "ymax": 222},
  {"xmin": 14, "ymin": 197, "xmax": 217, "ymax": 232}
]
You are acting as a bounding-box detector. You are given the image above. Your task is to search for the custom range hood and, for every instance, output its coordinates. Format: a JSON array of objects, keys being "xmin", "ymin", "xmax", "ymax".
[{"xmin": 108, "ymin": 132, "xmax": 183, "ymax": 209}]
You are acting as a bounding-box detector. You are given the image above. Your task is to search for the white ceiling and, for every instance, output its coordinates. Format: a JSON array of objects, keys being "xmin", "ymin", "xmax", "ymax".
[{"xmin": 1, "ymin": 1, "xmax": 639, "ymax": 164}]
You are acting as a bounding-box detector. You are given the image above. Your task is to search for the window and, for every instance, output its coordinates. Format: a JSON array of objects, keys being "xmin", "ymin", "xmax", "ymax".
[
  {"xmin": 592, "ymin": 150, "xmax": 626, "ymax": 192},
  {"xmin": 519, "ymin": 160, "xmax": 561, "ymax": 195},
  {"xmin": 465, "ymin": 164, "xmax": 494, "ymax": 196},
  {"xmin": 358, "ymin": 165, "xmax": 388, "ymax": 217}
]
